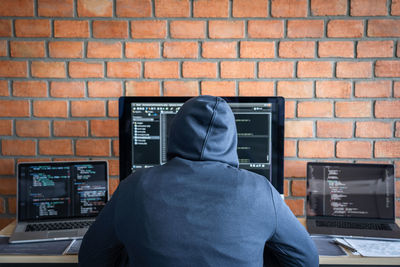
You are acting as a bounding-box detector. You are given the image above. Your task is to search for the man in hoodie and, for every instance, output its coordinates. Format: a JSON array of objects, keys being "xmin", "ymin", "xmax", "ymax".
[{"xmin": 79, "ymin": 95, "xmax": 319, "ymax": 266}]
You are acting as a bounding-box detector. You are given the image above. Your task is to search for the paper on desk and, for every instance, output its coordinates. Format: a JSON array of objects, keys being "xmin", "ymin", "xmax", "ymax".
[{"xmin": 344, "ymin": 238, "xmax": 400, "ymax": 257}]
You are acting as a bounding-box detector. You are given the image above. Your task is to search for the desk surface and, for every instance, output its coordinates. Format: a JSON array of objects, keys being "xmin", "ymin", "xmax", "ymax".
[{"xmin": 1, "ymin": 219, "xmax": 400, "ymax": 265}]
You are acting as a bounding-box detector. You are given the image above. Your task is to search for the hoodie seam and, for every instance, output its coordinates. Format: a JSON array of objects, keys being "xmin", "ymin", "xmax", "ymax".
[{"xmin": 200, "ymin": 98, "xmax": 219, "ymax": 161}]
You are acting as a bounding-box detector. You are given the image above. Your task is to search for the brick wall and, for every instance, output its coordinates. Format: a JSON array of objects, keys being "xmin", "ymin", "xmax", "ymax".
[{"xmin": 0, "ymin": 0, "xmax": 399, "ymax": 228}]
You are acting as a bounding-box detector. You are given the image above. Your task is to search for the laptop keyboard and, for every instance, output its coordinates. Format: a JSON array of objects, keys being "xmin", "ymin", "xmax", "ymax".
[
  {"xmin": 316, "ymin": 220, "xmax": 392, "ymax": 231},
  {"xmin": 25, "ymin": 221, "xmax": 93, "ymax": 232}
]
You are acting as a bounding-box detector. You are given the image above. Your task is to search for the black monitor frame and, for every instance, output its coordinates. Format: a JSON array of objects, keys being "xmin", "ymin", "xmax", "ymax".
[{"xmin": 119, "ymin": 96, "xmax": 285, "ymax": 194}]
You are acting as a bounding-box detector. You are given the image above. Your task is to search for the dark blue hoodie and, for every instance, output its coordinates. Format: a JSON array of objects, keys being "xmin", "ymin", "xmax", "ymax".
[{"xmin": 79, "ymin": 95, "xmax": 319, "ymax": 267}]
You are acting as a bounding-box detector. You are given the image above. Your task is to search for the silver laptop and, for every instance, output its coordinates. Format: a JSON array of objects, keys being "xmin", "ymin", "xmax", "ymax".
[
  {"xmin": 306, "ymin": 162, "xmax": 400, "ymax": 240},
  {"xmin": 10, "ymin": 161, "xmax": 109, "ymax": 243}
]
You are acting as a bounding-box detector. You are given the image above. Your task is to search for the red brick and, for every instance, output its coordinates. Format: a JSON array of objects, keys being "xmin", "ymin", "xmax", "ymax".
[
  {"xmin": 283, "ymin": 179, "xmax": 289, "ymax": 197},
  {"xmin": 193, "ymin": 0, "xmax": 229, "ymax": 18},
  {"xmin": 31, "ymin": 61, "xmax": 65, "ymax": 78},
  {"xmin": 76, "ymin": 139, "xmax": 110, "ymax": 156},
  {"xmin": 164, "ymin": 81, "xmax": 199, "ymax": 96},
  {"xmin": 356, "ymin": 121, "xmax": 392, "ymax": 138},
  {"xmin": 182, "ymin": 62, "xmax": 217, "ymax": 78},
  {"xmin": 318, "ymin": 41, "xmax": 354, "ymax": 58},
  {"xmin": 144, "ymin": 61, "xmax": 179, "ymax": 78},
  {"xmin": 116, "ymin": 0, "xmax": 151, "ymax": 17},
  {"xmin": 355, "ymin": 81, "xmax": 391, "ymax": 98},
  {"xmin": 91, "ymin": 120, "xmax": 118, "ymax": 137},
  {"xmin": 316, "ymin": 81, "xmax": 351, "ymax": 98},
  {"xmin": 336, "ymin": 62, "xmax": 372, "ymax": 78},
  {"xmin": 0, "ymin": 61, "xmax": 27, "ymax": 77},
  {"xmin": 327, "ymin": 20, "xmax": 364, "ymax": 38},
  {"xmin": 297, "ymin": 61, "xmax": 332, "ymax": 78},
  {"xmin": 155, "ymin": 0, "xmax": 189, "ymax": 17},
  {"xmin": 50, "ymin": 81, "xmax": 85, "ymax": 98},
  {"xmin": 10, "ymin": 41, "xmax": 44, "ymax": 58},
  {"xmin": 109, "ymin": 178, "xmax": 120, "ymax": 195},
  {"xmin": 0, "ymin": 159, "xmax": 14, "ymax": 175},
  {"xmin": 368, "ymin": 20, "xmax": 400, "ymax": 37},
  {"xmin": 8, "ymin": 197, "xmax": 16, "ymax": 214},
  {"xmin": 54, "ymin": 20, "xmax": 89, "ymax": 38},
  {"xmin": 285, "ymin": 199, "xmax": 304, "ymax": 216},
  {"xmin": 393, "ymin": 0, "xmax": 400, "ymax": 15},
  {"xmin": 125, "ymin": 42, "xmax": 159, "ymax": 58},
  {"xmin": 93, "ymin": 21, "xmax": 128, "ymax": 38},
  {"xmin": 298, "ymin": 101, "xmax": 333, "ymax": 117},
  {"xmin": 88, "ymin": 81, "xmax": 122, "ymax": 98},
  {"xmin": 285, "ymin": 121, "xmax": 313, "ymax": 138},
  {"xmin": 397, "ymin": 122, "xmax": 400, "ymax": 138},
  {"xmin": 292, "ymin": 180, "xmax": 306, "ymax": 197},
  {"xmin": 299, "ymin": 140, "xmax": 334, "ymax": 158},
  {"xmin": 233, "ymin": 0, "xmax": 268, "ymax": 17},
  {"xmin": 69, "ymin": 62, "xmax": 103, "ymax": 78},
  {"xmin": 335, "ymin": 101, "xmax": 371, "ymax": 118},
  {"xmin": 238, "ymin": 81, "xmax": 274, "ymax": 96},
  {"xmin": 87, "ymin": 42, "xmax": 122, "ymax": 58},
  {"xmin": 0, "ymin": 120, "xmax": 12, "ymax": 136},
  {"xmin": 54, "ymin": 121, "xmax": 88, "ymax": 137},
  {"xmin": 0, "ymin": 40, "xmax": 6, "ymax": 57},
  {"xmin": 357, "ymin": 41, "xmax": 393, "ymax": 58},
  {"xmin": 109, "ymin": 101, "xmax": 118, "ymax": 117},
  {"xmin": 131, "ymin": 21, "xmax": 166, "ymax": 39},
  {"xmin": 285, "ymin": 101, "xmax": 296, "ymax": 119},
  {"xmin": 375, "ymin": 141, "xmax": 400, "ymax": 158},
  {"xmin": 209, "ymin": 21, "xmax": 244, "ymax": 39},
  {"xmin": 108, "ymin": 159, "xmax": 119, "ymax": 177},
  {"xmin": 15, "ymin": 19, "xmax": 50, "ymax": 37},
  {"xmin": 0, "ymin": 177, "xmax": 15, "ymax": 194},
  {"xmin": 77, "ymin": 0, "xmax": 113, "ymax": 17},
  {"xmin": 0, "ymin": 20, "xmax": 12, "ymax": 37},
  {"xmin": 201, "ymin": 81, "xmax": 236, "ymax": 96},
  {"xmin": 395, "ymin": 82, "xmax": 400, "ymax": 98},
  {"xmin": 16, "ymin": 120, "xmax": 49, "ymax": 137},
  {"xmin": 375, "ymin": 101, "xmax": 400, "ymax": 118},
  {"xmin": 49, "ymin": 41, "xmax": 83, "ymax": 58},
  {"xmin": 277, "ymin": 81, "xmax": 313, "ymax": 98},
  {"xmin": 0, "ymin": 218, "xmax": 14, "ymax": 230},
  {"xmin": 0, "ymin": 100, "xmax": 29, "ymax": 117},
  {"xmin": 170, "ymin": 21, "xmax": 205, "ymax": 39},
  {"xmin": 2, "ymin": 140, "xmax": 36, "ymax": 156},
  {"xmin": 279, "ymin": 41, "xmax": 315, "ymax": 58},
  {"xmin": 202, "ymin": 42, "xmax": 237, "ymax": 58},
  {"xmin": 248, "ymin": 20, "xmax": 284, "ymax": 38},
  {"xmin": 221, "ymin": 61, "xmax": 254, "ymax": 78},
  {"xmin": 13, "ymin": 81, "xmax": 47, "ymax": 97},
  {"xmin": 71, "ymin": 101, "xmax": 105, "ymax": 117},
  {"xmin": 317, "ymin": 121, "xmax": 353, "ymax": 138},
  {"xmin": 38, "ymin": 0, "xmax": 73, "ymax": 17},
  {"xmin": 284, "ymin": 140, "xmax": 296, "ymax": 157},
  {"xmin": 311, "ymin": 0, "xmax": 347, "ymax": 16},
  {"xmin": 351, "ymin": 0, "xmax": 387, "ymax": 16},
  {"xmin": 398, "ymin": 43, "xmax": 400, "ymax": 57},
  {"xmin": 284, "ymin": 160, "xmax": 307, "ymax": 178},
  {"xmin": 107, "ymin": 62, "xmax": 140, "ymax": 78},
  {"xmin": 337, "ymin": 141, "xmax": 371, "ymax": 159},
  {"xmin": 259, "ymin": 61, "xmax": 294, "ymax": 78},
  {"xmin": 375, "ymin": 61, "xmax": 400, "ymax": 77},
  {"xmin": 271, "ymin": 0, "xmax": 308, "ymax": 17},
  {"xmin": 0, "ymin": 0, "xmax": 34, "ymax": 16},
  {"xmin": 163, "ymin": 42, "xmax": 198, "ymax": 58},
  {"xmin": 0, "ymin": 81, "xmax": 8, "ymax": 96},
  {"xmin": 33, "ymin": 100, "xmax": 68, "ymax": 118},
  {"xmin": 39, "ymin": 139, "xmax": 73, "ymax": 156},
  {"xmin": 287, "ymin": 20, "xmax": 324, "ymax": 38},
  {"xmin": 126, "ymin": 81, "xmax": 160, "ymax": 96},
  {"xmin": 240, "ymin": 41, "xmax": 274, "ymax": 58}
]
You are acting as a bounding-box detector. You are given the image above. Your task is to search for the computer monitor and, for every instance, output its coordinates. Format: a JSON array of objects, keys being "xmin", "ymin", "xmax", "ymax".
[{"xmin": 119, "ymin": 96, "xmax": 285, "ymax": 194}]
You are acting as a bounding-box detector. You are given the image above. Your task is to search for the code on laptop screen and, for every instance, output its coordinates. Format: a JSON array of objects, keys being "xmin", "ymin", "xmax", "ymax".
[
  {"xmin": 18, "ymin": 162, "xmax": 108, "ymax": 221},
  {"xmin": 307, "ymin": 163, "xmax": 394, "ymax": 220}
]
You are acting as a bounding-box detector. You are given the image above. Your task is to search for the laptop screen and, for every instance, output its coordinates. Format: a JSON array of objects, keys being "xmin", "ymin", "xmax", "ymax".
[
  {"xmin": 307, "ymin": 163, "xmax": 395, "ymax": 220},
  {"xmin": 18, "ymin": 161, "xmax": 108, "ymax": 221}
]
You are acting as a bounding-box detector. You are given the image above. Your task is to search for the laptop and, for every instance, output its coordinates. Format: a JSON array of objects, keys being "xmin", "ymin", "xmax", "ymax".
[
  {"xmin": 306, "ymin": 162, "xmax": 400, "ymax": 239},
  {"xmin": 10, "ymin": 161, "xmax": 109, "ymax": 243}
]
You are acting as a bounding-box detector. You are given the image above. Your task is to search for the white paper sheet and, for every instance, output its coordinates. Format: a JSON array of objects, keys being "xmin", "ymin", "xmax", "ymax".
[{"xmin": 344, "ymin": 238, "xmax": 400, "ymax": 257}]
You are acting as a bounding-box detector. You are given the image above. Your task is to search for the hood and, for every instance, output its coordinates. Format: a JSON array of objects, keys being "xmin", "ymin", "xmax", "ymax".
[{"xmin": 167, "ymin": 95, "xmax": 239, "ymax": 167}]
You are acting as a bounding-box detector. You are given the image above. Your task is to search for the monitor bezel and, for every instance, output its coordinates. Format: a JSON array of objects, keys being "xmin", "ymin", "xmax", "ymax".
[{"xmin": 119, "ymin": 96, "xmax": 285, "ymax": 193}]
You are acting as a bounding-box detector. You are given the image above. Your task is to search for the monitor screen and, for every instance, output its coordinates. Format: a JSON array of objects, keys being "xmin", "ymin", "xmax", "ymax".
[
  {"xmin": 18, "ymin": 161, "xmax": 109, "ymax": 221},
  {"xmin": 119, "ymin": 97, "xmax": 285, "ymax": 194}
]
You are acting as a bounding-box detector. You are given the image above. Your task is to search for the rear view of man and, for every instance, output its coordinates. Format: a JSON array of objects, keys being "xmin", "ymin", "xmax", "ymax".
[{"xmin": 79, "ymin": 95, "xmax": 319, "ymax": 266}]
